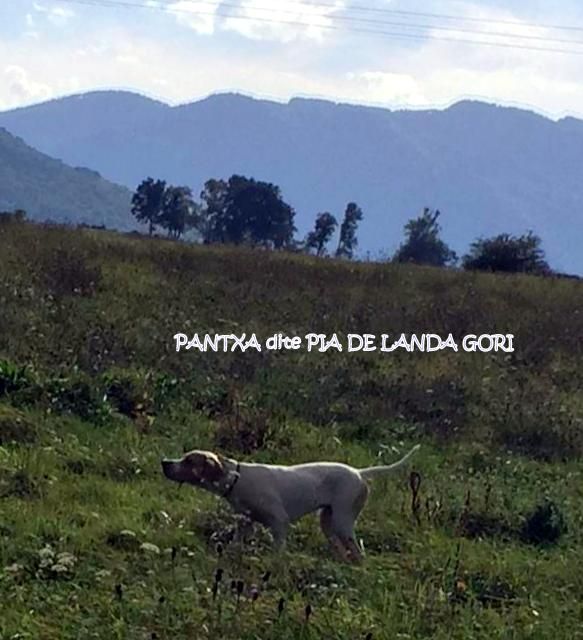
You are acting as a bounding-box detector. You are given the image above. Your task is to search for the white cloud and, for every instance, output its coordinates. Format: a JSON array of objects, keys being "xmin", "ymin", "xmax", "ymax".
[
  {"xmin": 1, "ymin": 66, "xmax": 53, "ymax": 109},
  {"xmin": 347, "ymin": 71, "xmax": 426, "ymax": 105},
  {"xmin": 221, "ymin": 0, "xmax": 345, "ymax": 43},
  {"xmin": 166, "ymin": 0, "xmax": 344, "ymax": 42},
  {"xmin": 166, "ymin": 1, "xmax": 221, "ymax": 36},
  {"xmin": 33, "ymin": 2, "xmax": 75, "ymax": 26}
]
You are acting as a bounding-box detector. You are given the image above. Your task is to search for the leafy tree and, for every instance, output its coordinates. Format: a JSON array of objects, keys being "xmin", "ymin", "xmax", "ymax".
[
  {"xmin": 336, "ymin": 202, "xmax": 363, "ymax": 259},
  {"xmin": 393, "ymin": 208, "xmax": 457, "ymax": 267},
  {"xmin": 160, "ymin": 186, "xmax": 197, "ymax": 240},
  {"xmin": 305, "ymin": 212, "xmax": 338, "ymax": 256},
  {"xmin": 131, "ymin": 178, "xmax": 166, "ymax": 236},
  {"xmin": 198, "ymin": 178, "xmax": 229, "ymax": 244},
  {"xmin": 198, "ymin": 175, "xmax": 296, "ymax": 248},
  {"xmin": 462, "ymin": 231, "xmax": 550, "ymax": 274}
]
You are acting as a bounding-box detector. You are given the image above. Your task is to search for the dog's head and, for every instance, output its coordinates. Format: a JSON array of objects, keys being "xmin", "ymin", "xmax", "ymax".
[{"xmin": 161, "ymin": 450, "xmax": 226, "ymax": 487}]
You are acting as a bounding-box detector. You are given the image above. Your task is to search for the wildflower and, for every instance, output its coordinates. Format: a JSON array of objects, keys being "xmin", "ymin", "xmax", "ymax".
[
  {"xmin": 140, "ymin": 542, "xmax": 160, "ymax": 554},
  {"xmin": 3, "ymin": 563, "xmax": 24, "ymax": 578},
  {"xmin": 95, "ymin": 569, "xmax": 112, "ymax": 581}
]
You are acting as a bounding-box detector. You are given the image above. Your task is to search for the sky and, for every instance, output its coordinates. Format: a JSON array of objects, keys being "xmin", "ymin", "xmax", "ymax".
[{"xmin": 2, "ymin": 0, "xmax": 583, "ymax": 118}]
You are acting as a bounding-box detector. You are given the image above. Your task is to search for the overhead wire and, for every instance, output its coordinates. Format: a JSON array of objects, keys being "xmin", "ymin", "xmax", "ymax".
[{"xmin": 59, "ymin": 0, "xmax": 583, "ymax": 55}]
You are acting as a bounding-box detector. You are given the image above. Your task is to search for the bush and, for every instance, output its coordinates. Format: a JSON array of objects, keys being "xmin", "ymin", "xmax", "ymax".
[
  {"xmin": 0, "ymin": 360, "xmax": 36, "ymax": 398},
  {"xmin": 214, "ymin": 405, "xmax": 272, "ymax": 454},
  {"xmin": 102, "ymin": 370, "xmax": 146, "ymax": 418},
  {"xmin": 102, "ymin": 368, "xmax": 179, "ymax": 419},
  {"xmin": 0, "ymin": 209, "xmax": 26, "ymax": 225},
  {"xmin": 462, "ymin": 231, "xmax": 550, "ymax": 274},
  {"xmin": 521, "ymin": 500, "xmax": 568, "ymax": 546},
  {"xmin": 45, "ymin": 376, "xmax": 109, "ymax": 423}
]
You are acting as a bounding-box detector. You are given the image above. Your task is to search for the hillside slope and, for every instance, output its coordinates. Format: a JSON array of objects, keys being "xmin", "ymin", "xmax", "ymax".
[
  {"xmin": 0, "ymin": 222, "xmax": 583, "ymax": 640},
  {"xmin": 1, "ymin": 223, "xmax": 583, "ymax": 639},
  {"xmin": 0, "ymin": 127, "xmax": 133, "ymax": 229},
  {"xmin": 0, "ymin": 220, "xmax": 581, "ymax": 456},
  {"xmin": 1, "ymin": 91, "xmax": 582, "ymax": 273}
]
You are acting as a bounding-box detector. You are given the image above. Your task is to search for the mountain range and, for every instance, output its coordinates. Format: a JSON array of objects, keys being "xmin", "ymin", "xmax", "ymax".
[
  {"xmin": 0, "ymin": 126, "xmax": 132, "ymax": 230},
  {"xmin": 0, "ymin": 90, "xmax": 582, "ymax": 273}
]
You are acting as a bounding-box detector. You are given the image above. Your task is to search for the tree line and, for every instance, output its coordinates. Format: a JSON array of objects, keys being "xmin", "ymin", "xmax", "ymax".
[
  {"xmin": 131, "ymin": 175, "xmax": 364, "ymax": 259},
  {"xmin": 130, "ymin": 174, "xmax": 554, "ymax": 275}
]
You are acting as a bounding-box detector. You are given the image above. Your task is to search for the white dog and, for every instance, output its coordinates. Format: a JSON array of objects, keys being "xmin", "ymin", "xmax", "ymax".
[{"xmin": 162, "ymin": 445, "xmax": 420, "ymax": 562}]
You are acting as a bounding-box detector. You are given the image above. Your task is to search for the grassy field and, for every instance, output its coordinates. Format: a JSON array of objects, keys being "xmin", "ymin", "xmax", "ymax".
[{"xmin": 1, "ymin": 220, "xmax": 583, "ymax": 639}]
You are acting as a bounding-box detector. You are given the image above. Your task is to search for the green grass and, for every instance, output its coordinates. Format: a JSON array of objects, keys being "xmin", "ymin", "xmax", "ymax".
[{"xmin": 1, "ymin": 221, "xmax": 583, "ymax": 639}]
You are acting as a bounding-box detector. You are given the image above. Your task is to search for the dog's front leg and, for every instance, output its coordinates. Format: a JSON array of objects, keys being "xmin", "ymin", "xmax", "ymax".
[
  {"xmin": 269, "ymin": 520, "xmax": 289, "ymax": 548},
  {"xmin": 259, "ymin": 508, "xmax": 289, "ymax": 549}
]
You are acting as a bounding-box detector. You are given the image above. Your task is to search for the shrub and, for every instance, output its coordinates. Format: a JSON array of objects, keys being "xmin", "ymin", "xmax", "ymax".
[
  {"xmin": 214, "ymin": 406, "xmax": 272, "ymax": 455},
  {"xmin": 462, "ymin": 231, "xmax": 550, "ymax": 274},
  {"xmin": 102, "ymin": 370, "xmax": 146, "ymax": 418},
  {"xmin": 45, "ymin": 376, "xmax": 109, "ymax": 423},
  {"xmin": 102, "ymin": 369, "xmax": 180, "ymax": 419},
  {"xmin": 0, "ymin": 209, "xmax": 27, "ymax": 224},
  {"xmin": 521, "ymin": 500, "xmax": 568, "ymax": 546},
  {"xmin": 0, "ymin": 360, "xmax": 35, "ymax": 398}
]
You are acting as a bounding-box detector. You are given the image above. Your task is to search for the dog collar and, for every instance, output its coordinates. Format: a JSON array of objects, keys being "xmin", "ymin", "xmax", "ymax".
[{"xmin": 222, "ymin": 462, "xmax": 241, "ymax": 498}]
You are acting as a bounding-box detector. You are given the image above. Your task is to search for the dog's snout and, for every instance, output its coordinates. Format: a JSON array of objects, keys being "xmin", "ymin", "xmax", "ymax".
[{"xmin": 161, "ymin": 459, "xmax": 176, "ymax": 477}]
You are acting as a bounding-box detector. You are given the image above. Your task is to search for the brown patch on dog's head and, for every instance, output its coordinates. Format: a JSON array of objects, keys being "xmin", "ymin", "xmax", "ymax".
[
  {"xmin": 185, "ymin": 450, "xmax": 225, "ymax": 483},
  {"xmin": 162, "ymin": 450, "xmax": 226, "ymax": 486}
]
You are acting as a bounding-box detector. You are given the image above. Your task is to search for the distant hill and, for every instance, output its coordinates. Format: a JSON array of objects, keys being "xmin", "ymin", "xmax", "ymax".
[
  {"xmin": 0, "ymin": 127, "xmax": 133, "ymax": 229},
  {"xmin": 1, "ymin": 90, "xmax": 582, "ymax": 273}
]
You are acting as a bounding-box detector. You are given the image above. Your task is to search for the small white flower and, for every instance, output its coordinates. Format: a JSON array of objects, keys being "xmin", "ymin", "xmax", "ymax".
[
  {"xmin": 3, "ymin": 563, "xmax": 24, "ymax": 577},
  {"xmin": 95, "ymin": 569, "xmax": 112, "ymax": 580}
]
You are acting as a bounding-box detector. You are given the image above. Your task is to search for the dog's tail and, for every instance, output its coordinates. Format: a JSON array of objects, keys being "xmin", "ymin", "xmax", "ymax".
[{"xmin": 358, "ymin": 445, "xmax": 420, "ymax": 480}]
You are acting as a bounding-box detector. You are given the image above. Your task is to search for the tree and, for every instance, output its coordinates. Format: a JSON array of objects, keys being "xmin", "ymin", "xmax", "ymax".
[
  {"xmin": 336, "ymin": 202, "xmax": 363, "ymax": 259},
  {"xmin": 131, "ymin": 178, "xmax": 166, "ymax": 236},
  {"xmin": 160, "ymin": 186, "xmax": 197, "ymax": 240},
  {"xmin": 305, "ymin": 212, "xmax": 338, "ymax": 256},
  {"xmin": 197, "ymin": 175, "xmax": 296, "ymax": 248},
  {"xmin": 393, "ymin": 208, "xmax": 457, "ymax": 267},
  {"xmin": 198, "ymin": 178, "xmax": 229, "ymax": 244},
  {"xmin": 462, "ymin": 231, "xmax": 550, "ymax": 274}
]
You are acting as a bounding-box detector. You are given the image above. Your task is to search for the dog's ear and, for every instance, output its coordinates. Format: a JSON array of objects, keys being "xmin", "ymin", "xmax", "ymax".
[{"xmin": 202, "ymin": 452, "xmax": 225, "ymax": 482}]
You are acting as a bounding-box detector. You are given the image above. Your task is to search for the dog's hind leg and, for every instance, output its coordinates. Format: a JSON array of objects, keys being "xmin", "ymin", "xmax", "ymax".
[
  {"xmin": 329, "ymin": 482, "xmax": 369, "ymax": 564},
  {"xmin": 320, "ymin": 506, "xmax": 352, "ymax": 562}
]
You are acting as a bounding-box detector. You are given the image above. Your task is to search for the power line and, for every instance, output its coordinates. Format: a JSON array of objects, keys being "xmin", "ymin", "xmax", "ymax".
[
  {"xmin": 59, "ymin": 0, "xmax": 583, "ymax": 55},
  {"xmin": 144, "ymin": 0, "xmax": 583, "ymax": 34},
  {"xmin": 88, "ymin": 0, "xmax": 583, "ymax": 46}
]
